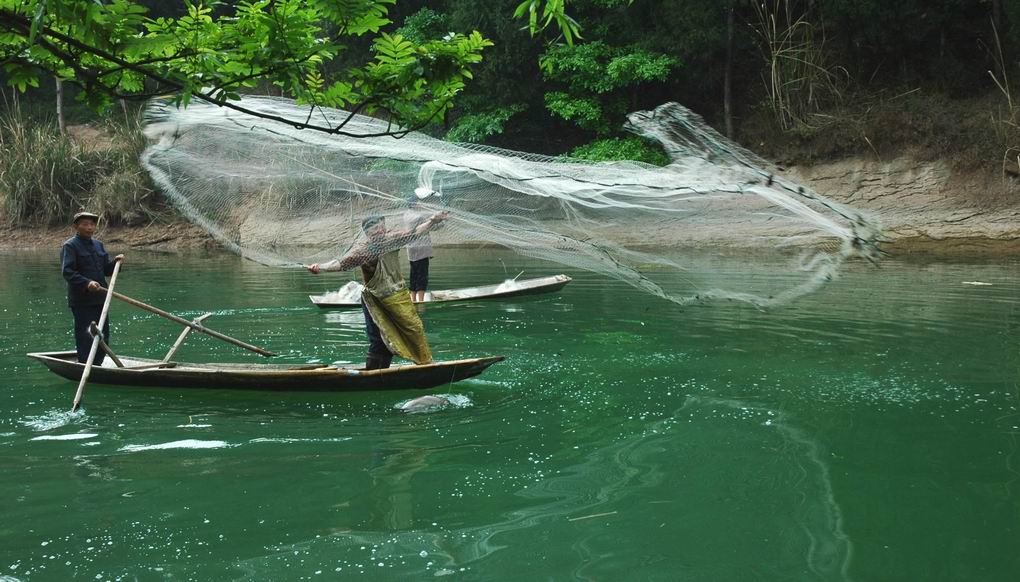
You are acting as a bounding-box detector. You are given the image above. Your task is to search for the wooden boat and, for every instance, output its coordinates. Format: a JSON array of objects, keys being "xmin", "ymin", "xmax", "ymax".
[
  {"xmin": 310, "ymin": 274, "xmax": 572, "ymax": 308},
  {"xmin": 28, "ymin": 351, "xmax": 504, "ymax": 392}
]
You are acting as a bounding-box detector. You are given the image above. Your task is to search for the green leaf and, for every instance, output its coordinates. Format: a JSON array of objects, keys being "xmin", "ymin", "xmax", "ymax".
[
  {"xmin": 29, "ymin": 0, "xmax": 47, "ymax": 44},
  {"xmin": 445, "ymin": 103, "xmax": 526, "ymax": 143},
  {"xmin": 570, "ymin": 137, "xmax": 671, "ymax": 166}
]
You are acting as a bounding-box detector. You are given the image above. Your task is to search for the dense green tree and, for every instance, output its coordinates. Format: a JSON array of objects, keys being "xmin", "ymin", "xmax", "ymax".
[
  {"xmin": 0, "ymin": 0, "xmax": 492, "ymax": 137},
  {"xmin": 816, "ymin": 0, "xmax": 995, "ymax": 91},
  {"xmin": 540, "ymin": 40, "xmax": 679, "ymax": 134},
  {"xmin": 398, "ymin": 1, "xmax": 546, "ymax": 147},
  {"xmin": 4, "ymin": 0, "xmax": 1012, "ymax": 152}
]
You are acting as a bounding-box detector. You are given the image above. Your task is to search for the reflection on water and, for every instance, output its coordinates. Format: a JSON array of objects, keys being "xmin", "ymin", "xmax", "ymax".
[
  {"xmin": 0, "ymin": 249, "xmax": 1018, "ymax": 580},
  {"xmin": 231, "ymin": 396, "xmax": 853, "ymax": 580}
]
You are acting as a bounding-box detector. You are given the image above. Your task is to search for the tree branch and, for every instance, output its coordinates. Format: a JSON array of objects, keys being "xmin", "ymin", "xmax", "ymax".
[{"xmin": 94, "ymin": 49, "xmax": 199, "ymax": 78}]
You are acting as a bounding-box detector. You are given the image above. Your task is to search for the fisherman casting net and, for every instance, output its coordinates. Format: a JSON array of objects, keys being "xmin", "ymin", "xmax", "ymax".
[{"xmin": 141, "ymin": 96, "xmax": 881, "ymax": 307}]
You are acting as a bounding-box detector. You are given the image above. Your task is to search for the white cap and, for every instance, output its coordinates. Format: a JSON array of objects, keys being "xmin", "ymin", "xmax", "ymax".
[{"xmin": 414, "ymin": 186, "xmax": 438, "ymax": 199}]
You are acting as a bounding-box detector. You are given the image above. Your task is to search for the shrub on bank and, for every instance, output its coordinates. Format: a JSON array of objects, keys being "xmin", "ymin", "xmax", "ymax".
[
  {"xmin": 569, "ymin": 137, "xmax": 671, "ymax": 166},
  {"xmin": 0, "ymin": 106, "xmax": 161, "ymax": 226}
]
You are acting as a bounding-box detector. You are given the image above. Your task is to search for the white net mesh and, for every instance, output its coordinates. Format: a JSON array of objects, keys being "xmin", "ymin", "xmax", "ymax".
[{"xmin": 141, "ymin": 96, "xmax": 881, "ymax": 307}]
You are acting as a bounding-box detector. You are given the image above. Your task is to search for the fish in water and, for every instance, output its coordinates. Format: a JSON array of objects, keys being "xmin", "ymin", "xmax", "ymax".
[{"xmin": 397, "ymin": 395, "xmax": 451, "ymax": 413}]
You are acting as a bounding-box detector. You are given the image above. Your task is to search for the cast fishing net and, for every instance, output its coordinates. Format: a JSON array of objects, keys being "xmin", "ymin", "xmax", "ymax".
[{"xmin": 140, "ymin": 96, "xmax": 881, "ymax": 307}]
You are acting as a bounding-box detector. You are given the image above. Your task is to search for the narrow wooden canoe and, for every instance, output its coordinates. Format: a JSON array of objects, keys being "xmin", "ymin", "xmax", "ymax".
[
  {"xmin": 27, "ymin": 351, "xmax": 504, "ymax": 392},
  {"xmin": 309, "ymin": 274, "xmax": 572, "ymax": 308}
]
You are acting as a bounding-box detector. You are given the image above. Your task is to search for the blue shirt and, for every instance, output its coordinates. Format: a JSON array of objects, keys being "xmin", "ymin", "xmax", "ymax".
[{"xmin": 61, "ymin": 234, "xmax": 115, "ymax": 307}]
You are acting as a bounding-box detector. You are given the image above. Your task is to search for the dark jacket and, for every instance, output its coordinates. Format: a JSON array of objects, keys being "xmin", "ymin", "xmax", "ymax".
[{"xmin": 61, "ymin": 234, "xmax": 115, "ymax": 307}]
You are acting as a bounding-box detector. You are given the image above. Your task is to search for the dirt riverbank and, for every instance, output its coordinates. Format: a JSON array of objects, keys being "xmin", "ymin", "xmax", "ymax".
[
  {"xmin": 0, "ymin": 222, "xmax": 215, "ymax": 252},
  {"xmin": 785, "ymin": 156, "xmax": 1020, "ymax": 256},
  {"xmin": 2, "ymin": 155, "xmax": 1018, "ymax": 257}
]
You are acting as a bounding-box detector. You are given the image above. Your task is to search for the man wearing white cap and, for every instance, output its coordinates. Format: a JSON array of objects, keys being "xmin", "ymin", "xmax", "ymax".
[
  {"xmin": 61, "ymin": 212, "xmax": 123, "ymax": 363},
  {"xmin": 404, "ymin": 187, "xmax": 439, "ymax": 303}
]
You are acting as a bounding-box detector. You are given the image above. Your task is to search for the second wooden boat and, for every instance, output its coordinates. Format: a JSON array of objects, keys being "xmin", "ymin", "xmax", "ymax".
[{"xmin": 310, "ymin": 274, "xmax": 572, "ymax": 308}]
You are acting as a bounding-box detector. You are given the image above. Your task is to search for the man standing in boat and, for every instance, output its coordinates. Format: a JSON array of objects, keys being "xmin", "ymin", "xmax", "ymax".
[
  {"xmin": 404, "ymin": 188, "xmax": 438, "ymax": 303},
  {"xmin": 306, "ymin": 211, "xmax": 449, "ymax": 370},
  {"xmin": 61, "ymin": 211, "xmax": 123, "ymax": 363}
]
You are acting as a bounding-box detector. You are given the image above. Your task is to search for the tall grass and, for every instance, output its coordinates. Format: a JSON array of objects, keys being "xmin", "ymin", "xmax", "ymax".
[
  {"xmin": 985, "ymin": 17, "xmax": 1020, "ymax": 179},
  {"xmin": 752, "ymin": 0, "xmax": 846, "ymax": 131},
  {"xmin": 0, "ymin": 102, "xmax": 159, "ymax": 226}
]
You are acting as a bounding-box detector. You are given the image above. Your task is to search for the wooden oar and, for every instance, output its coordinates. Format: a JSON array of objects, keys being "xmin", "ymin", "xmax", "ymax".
[
  {"xmin": 71, "ymin": 257, "xmax": 123, "ymax": 413},
  {"xmin": 97, "ymin": 287, "xmax": 276, "ymax": 357}
]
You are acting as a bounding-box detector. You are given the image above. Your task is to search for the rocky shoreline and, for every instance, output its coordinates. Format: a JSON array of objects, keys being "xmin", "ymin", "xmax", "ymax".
[
  {"xmin": 3, "ymin": 156, "xmax": 1018, "ymax": 257},
  {"xmin": 785, "ymin": 156, "xmax": 1020, "ymax": 256}
]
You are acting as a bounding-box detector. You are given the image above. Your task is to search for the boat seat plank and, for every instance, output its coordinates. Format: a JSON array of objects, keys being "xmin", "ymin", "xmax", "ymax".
[{"xmin": 124, "ymin": 362, "xmax": 178, "ymax": 370}]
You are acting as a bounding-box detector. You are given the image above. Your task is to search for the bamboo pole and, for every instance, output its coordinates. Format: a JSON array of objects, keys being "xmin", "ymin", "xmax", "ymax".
[
  {"xmin": 124, "ymin": 362, "xmax": 178, "ymax": 370},
  {"xmin": 162, "ymin": 313, "xmax": 212, "ymax": 363},
  {"xmin": 98, "ymin": 288, "xmax": 276, "ymax": 357},
  {"xmin": 71, "ymin": 258, "xmax": 123, "ymax": 412}
]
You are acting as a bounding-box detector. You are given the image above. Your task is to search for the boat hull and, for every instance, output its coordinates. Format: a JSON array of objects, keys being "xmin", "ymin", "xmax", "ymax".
[
  {"xmin": 27, "ymin": 351, "xmax": 504, "ymax": 392},
  {"xmin": 310, "ymin": 274, "xmax": 572, "ymax": 308}
]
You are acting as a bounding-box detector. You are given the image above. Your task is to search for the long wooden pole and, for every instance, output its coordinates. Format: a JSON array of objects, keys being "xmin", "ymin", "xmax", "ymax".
[
  {"xmin": 71, "ymin": 258, "xmax": 123, "ymax": 412},
  {"xmin": 98, "ymin": 288, "xmax": 276, "ymax": 357}
]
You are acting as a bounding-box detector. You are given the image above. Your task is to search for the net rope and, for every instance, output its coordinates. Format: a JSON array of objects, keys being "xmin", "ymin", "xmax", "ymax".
[{"xmin": 141, "ymin": 96, "xmax": 882, "ymax": 307}]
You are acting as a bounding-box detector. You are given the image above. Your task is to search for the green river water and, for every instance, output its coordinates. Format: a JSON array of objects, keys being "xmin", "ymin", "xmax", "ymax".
[{"xmin": 1, "ymin": 248, "xmax": 1018, "ymax": 581}]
